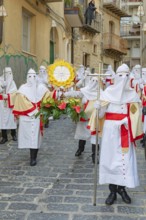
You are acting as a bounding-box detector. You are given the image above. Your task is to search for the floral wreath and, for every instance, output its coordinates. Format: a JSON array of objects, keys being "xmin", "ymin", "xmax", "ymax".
[
  {"xmin": 38, "ymin": 97, "xmax": 87, "ymax": 123},
  {"xmin": 48, "ymin": 60, "xmax": 75, "ymax": 88}
]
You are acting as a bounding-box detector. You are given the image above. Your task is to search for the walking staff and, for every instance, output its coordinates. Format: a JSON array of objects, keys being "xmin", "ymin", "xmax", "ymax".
[{"xmin": 88, "ymin": 70, "xmax": 112, "ymax": 206}]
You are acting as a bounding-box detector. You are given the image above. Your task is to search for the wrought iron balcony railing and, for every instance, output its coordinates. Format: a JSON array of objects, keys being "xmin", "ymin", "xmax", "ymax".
[
  {"xmin": 64, "ymin": 3, "xmax": 101, "ymax": 33},
  {"xmin": 120, "ymin": 24, "xmax": 140, "ymax": 37}
]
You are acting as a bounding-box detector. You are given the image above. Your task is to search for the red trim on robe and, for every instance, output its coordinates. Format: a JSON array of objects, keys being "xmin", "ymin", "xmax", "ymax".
[
  {"xmin": 7, "ymin": 94, "xmax": 14, "ymax": 108},
  {"xmin": 130, "ymin": 78, "xmax": 134, "ymax": 88},
  {"xmin": 52, "ymin": 90, "xmax": 57, "ymax": 99},
  {"xmin": 0, "ymin": 94, "xmax": 3, "ymax": 100},
  {"xmin": 80, "ymin": 100, "xmax": 89, "ymax": 122},
  {"xmin": 106, "ymin": 79, "xmax": 113, "ymax": 85},
  {"xmin": 13, "ymin": 105, "xmax": 36, "ymax": 116}
]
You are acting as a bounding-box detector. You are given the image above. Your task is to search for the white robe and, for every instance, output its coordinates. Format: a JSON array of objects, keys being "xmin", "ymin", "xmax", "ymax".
[
  {"xmin": 0, "ymin": 79, "xmax": 17, "ymax": 129},
  {"xmin": 16, "ymin": 84, "xmax": 49, "ymax": 149},
  {"xmin": 18, "ymin": 115, "xmax": 41, "ymax": 149},
  {"xmin": 99, "ymin": 103, "xmax": 139, "ymax": 188}
]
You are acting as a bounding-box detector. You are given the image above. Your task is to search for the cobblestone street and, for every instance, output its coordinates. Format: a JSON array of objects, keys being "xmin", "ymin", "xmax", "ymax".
[{"xmin": 0, "ymin": 117, "xmax": 146, "ymax": 220}]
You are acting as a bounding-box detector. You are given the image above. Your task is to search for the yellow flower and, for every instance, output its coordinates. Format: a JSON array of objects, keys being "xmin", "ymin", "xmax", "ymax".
[{"xmin": 47, "ymin": 60, "xmax": 75, "ymax": 88}]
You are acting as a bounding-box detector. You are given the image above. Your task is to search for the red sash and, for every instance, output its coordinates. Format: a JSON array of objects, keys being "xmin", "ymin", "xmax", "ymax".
[
  {"xmin": 105, "ymin": 113, "xmax": 129, "ymax": 152},
  {"xmin": 0, "ymin": 94, "xmax": 3, "ymax": 100}
]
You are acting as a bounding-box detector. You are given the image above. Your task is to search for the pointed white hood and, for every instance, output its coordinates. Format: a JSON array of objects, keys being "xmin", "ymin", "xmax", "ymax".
[
  {"xmin": 0, "ymin": 67, "xmax": 17, "ymax": 93},
  {"xmin": 105, "ymin": 65, "xmax": 115, "ymax": 79},
  {"xmin": 81, "ymin": 76, "xmax": 99, "ymax": 100},
  {"xmin": 100, "ymin": 64, "xmax": 140, "ymax": 104},
  {"xmin": 19, "ymin": 68, "xmax": 48, "ymax": 103}
]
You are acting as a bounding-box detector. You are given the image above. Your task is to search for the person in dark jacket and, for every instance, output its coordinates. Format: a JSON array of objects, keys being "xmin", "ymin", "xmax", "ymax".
[{"xmin": 84, "ymin": 0, "xmax": 96, "ymax": 25}]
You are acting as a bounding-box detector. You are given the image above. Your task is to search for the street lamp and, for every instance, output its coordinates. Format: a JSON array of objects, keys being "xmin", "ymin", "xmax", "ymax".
[{"xmin": 137, "ymin": 2, "xmax": 144, "ymax": 67}]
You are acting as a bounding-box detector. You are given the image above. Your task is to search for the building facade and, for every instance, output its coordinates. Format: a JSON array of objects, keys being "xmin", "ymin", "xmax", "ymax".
[
  {"xmin": 0, "ymin": 0, "xmax": 130, "ymax": 87},
  {"xmin": 121, "ymin": 0, "xmax": 146, "ymax": 68},
  {"xmin": 102, "ymin": 0, "xmax": 129, "ymax": 71},
  {"xmin": 0, "ymin": 0, "xmax": 70, "ymax": 86}
]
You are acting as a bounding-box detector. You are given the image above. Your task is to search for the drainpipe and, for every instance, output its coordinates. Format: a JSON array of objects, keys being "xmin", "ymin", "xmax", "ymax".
[{"xmin": 71, "ymin": 27, "xmax": 74, "ymax": 64}]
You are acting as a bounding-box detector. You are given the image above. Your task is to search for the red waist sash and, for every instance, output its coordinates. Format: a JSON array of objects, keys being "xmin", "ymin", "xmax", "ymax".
[
  {"xmin": 105, "ymin": 112, "xmax": 127, "ymax": 120},
  {"xmin": 105, "ymin": 112, "xmax": 129, "ymax": 152}
]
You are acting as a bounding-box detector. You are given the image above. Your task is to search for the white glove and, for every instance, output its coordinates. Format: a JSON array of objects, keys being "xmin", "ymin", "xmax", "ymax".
[
  {"xmin": 94, "ymin": 101, "xmax": 101, "ymax": 109},
  {"xmin": 139, "ymin": 83, "xmax": 144, "ymax": 89},
  {"xmin": 3, "ymin": 94, "xmax": 8, "ymax": 100}
]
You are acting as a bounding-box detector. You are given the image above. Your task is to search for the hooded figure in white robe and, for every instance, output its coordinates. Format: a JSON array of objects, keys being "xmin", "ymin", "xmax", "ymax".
[
  {"xmin": 130, "ymin": 64, "xmax": 143, "ymax": 97},
  {"xmin": 0, "ymin": 67, "xmax": 17, "ymax": 144},
  {"xmin": 76, "ymin": 66, "xmax": 91, "ymax": 88},
  {"xmin": 37, "ymin": 65, "xmax": 51, "ymax": 128},
  {"xmin": 103, "ymin": 65, "xmax": 115, "ymax": 88},
  {"xmin": 64, "ymin": 77, "xmax": 102, "ymax": 163},
  {"xmin": 37, "ymin": 65, "xmax": 48, "ymax": 87},
  {"xmin": 96, "ymin": 63, "xmax": 143, "ymax": 205},
  {"xmin": 13, "ymin": 68, "xmax": 52, "ymax": 166}
]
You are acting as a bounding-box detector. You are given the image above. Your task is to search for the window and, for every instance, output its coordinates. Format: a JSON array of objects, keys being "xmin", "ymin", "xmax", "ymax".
[
  {"xmin": 22, "ymin": 11, "xmax": 31, "ymax": 52},
  {"xmin": 93, "ymin": 44, "xmax": 97, "ymax": 54}
]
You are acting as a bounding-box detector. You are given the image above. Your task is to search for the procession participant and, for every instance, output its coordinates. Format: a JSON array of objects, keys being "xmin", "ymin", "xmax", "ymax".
[
  {"xmin": 75, "ymin": 64, "xmax": 85, "ymax": 89},
  {"xmin": 37, "ymin": 65, "xmax": 51, "ymax": 128},
  {"xmin": 76, "ymin": 66, "xmax": 91, "ymax": 89},
  {"xmin": 93, "ymin": 63, "xmax": 143, "ymax": 205},
  {"xmin": 37, "ymin": 65, "xmax": 48, "ymax": 87},
  {"xmin": 64, "ymin": 77, "xmax": 102, "ymax": 164},
  {"xmin": 0, "ymin": 67, "xmax": 17, "ymax": 144},
  {"xmin": 13, "ymin": 68, "xmax": 56, "ymax": 166},
  {"xmin": 103, "ymin": 65, "xmax": 115, "ymax": 88},
  {"xmin": 130, "ymin": 64, "xmax": 143, "ymax": 97}
]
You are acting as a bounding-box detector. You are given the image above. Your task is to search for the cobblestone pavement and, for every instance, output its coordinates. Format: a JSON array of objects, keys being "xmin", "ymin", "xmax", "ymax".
[{"xmin": 0, "ymin": 117, "xmax": 146, "ymax": 220}]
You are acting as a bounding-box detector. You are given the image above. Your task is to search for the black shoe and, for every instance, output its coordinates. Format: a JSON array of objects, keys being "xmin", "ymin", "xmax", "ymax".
[
  {"xmin": 75, "ymin": 149, "xmax": 83, "ymax": 156},
  {"xmin": 0, "ymin": 138, "xmax": 8, "ymax": 144},
  {"xmin": 30, "ymin": 160, "xmax": 37, "ymax": 166},
  {"xmin": 12, "ymin": 136, "xmax": 17, "ymax": 141},
  {"xmin": 92, "ymin": 154, "xmax": 99, "ymax": 164},
  {"xmin": 105, "ymin": 192, "xmax": 117, "ymax": 205},
  {"xmin": 117, "ymin": 188, "xmax": 131, "ymax": 204}
]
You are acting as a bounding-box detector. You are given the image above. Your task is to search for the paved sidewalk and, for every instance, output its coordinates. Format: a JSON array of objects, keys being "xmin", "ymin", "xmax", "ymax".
[{"xmin": 0, "ymin": 117, "xmax": 146, "ymax": 220}]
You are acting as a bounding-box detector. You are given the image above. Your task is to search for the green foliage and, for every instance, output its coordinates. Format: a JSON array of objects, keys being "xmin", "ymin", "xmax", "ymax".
[{"xmin": 38, "ymin": 97, "xmax": 88, "ymax": 124}]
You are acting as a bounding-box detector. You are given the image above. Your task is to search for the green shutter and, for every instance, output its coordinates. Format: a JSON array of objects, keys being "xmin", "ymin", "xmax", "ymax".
[{"xmin": 50, "ymin": 40, "xmax": 54, "ymax": 64}]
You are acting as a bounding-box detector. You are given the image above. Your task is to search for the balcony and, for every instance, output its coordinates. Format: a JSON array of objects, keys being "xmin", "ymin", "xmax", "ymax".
[
  {"xmin": 43, "ymin": 0, "xmax": 62, "ymax": 2},
  {"xmin": 127, "ymin": 0, "xmax": 142, "ymax": 7},
  {"xmin": 64, "ymin": 5, "xmax": 101, "ymax": 33},
  {"xmin": 103, "ymin": 33, "xmax": 127, "ymax": 56},
  {"xmin": 120, "ymin": 23, "xmax": 140, "ymax": 39},
  {"xmin": 103, "ymin": 0, "xmax": 129, "ymax": 17},
  {"xmin": 82, "ymin": 12, "xmax": 101, "ymax": 34},
  {"xmin": 64, "ymin": 7, "xmax": 83, "ymax": 27}
]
